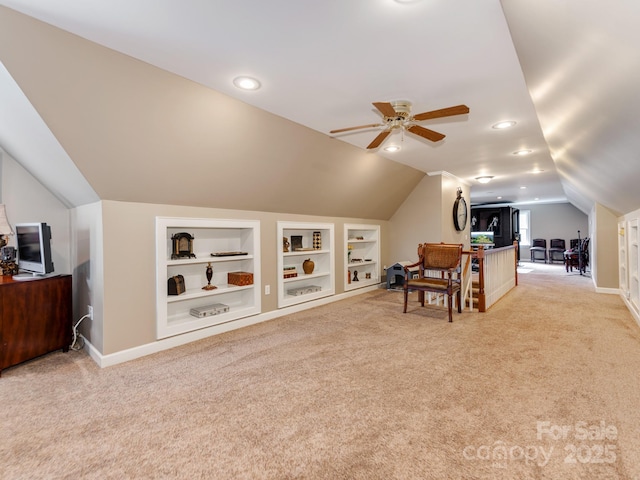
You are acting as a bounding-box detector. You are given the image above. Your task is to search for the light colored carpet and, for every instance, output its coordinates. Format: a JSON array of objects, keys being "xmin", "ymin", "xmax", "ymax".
[{"xmin": 1, "ymin": 266, "xmax": 638, "ymax": 479}]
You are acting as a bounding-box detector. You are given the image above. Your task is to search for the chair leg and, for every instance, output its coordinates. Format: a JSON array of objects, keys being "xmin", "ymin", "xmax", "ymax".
[
  {"xmin": 457, "ymin": 290, "xmax": 462, "ymax": 313},
  {"xmin": 403, "ymin": 286, "xmax": 408, "ymax": 313},
  {"xmin": 448, "ymin": 293, "xmax": 453, "ymax": 322}
]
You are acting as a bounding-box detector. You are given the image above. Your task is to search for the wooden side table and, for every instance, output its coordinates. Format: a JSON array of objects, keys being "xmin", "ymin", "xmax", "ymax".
[{"xmin": 0, "ymin": 274, "xmax": 72, "ymax": 376}]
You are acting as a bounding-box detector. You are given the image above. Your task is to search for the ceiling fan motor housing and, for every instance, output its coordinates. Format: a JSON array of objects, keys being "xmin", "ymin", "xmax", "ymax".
[{"xmin": 387, "ymin": 101, "xmax": 411, "ymax": 128}]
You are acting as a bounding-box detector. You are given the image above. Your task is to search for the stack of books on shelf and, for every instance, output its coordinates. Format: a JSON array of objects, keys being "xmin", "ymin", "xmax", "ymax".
[{"xmin": 283, "ymin": 265, "xmax": 298, "ymax": 279}]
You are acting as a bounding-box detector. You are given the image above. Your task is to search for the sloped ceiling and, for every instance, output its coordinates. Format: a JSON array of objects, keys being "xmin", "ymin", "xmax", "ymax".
[
  {"xmin": 501, "ymin": 0, "xmax": 640, "ymax": 215},
  {"xmin": 0, "ymin": 6, "xmax": 424, "ymax": 220}
]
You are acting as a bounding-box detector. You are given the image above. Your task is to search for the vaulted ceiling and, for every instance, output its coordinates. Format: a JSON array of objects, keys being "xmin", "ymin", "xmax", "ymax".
[{"xmin": 1, "ymin": 1, "xmax": 638, "ymax": 218}]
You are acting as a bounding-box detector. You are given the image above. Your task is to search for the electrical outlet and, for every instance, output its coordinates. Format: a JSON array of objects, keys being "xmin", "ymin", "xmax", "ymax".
[
  {"xmin": 88, "ymin": 305, "xmax": 94, "ymax": 320},
  {"xmin": 265, "ymin": 285, "xmax": 270, "ymax": 295}
]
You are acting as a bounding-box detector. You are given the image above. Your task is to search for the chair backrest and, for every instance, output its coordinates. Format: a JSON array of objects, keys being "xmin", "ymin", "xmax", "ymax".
[
  {"xmin": 418, "ymin": 243, "xmax": 463, "ymax": 270},
  {"xmin": 581, "ymin": 237, "xmax": 590, "ymax": 252},
  {"xmin": 570, "ymin": 238, "xmax": 580, "ymax": 249},
  {"xmin": 550, "ymin": 238, "xmax": 565, "ymax": 249},
  {"xmin": 532, "ymin": 238, "xmax": 546, "ymax": 248}
]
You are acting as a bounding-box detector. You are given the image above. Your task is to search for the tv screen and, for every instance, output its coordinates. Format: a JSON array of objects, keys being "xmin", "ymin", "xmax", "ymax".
[
  {"xmin": 15, "ymin": 223, "xmax": 54, "ymax": 276},
  {"xmin": 470, "ymin": 231, "xmax": 495, "ymax": 245}
]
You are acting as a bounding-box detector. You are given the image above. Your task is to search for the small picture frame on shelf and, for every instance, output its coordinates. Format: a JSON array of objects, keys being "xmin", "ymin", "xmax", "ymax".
[{"xmin": 291, "ymin": 235, "xmax": 303, "ymax": 251}]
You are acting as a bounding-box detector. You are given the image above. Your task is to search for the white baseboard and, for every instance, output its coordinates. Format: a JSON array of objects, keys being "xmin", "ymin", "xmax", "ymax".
[
  {"xmin": 82, "ymin": 284, "xmax": 381, "ymax": 368},
  {"xmin": 595, "ymin": 286, "xmax": 620, "ymax": 295}
]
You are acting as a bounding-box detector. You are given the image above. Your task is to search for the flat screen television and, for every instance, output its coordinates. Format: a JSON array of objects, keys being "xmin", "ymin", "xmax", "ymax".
[
  {"xmin": 470, "ymin": 231, "xmax": 495, "ymax": 245},
  {"xmin": 15, "ymin": 222, "xmax": 54, "ymax": 277}
]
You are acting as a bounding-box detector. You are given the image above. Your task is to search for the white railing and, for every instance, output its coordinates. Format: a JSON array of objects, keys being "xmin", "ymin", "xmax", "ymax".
[{"xmin": 476, "ymin": 243, "xmax": 518, "ymax": 311}]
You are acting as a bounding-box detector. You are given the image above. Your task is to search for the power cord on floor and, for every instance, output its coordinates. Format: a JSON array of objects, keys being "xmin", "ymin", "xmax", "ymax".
[{"xmin": 71, "ymin": 314, "xmax": 90, "ymax": 351}]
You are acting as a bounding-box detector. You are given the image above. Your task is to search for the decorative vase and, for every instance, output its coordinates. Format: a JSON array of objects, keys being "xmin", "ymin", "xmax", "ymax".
[
  {"xmin": 202, "ymin": 262, "xmax": 217, "ymax": 290},
  {"xmin": 302, "ymin": 258, "xmax": 315, "ymax": 274}
]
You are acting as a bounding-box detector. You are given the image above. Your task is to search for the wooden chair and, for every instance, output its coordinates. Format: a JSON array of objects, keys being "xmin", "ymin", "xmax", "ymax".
[
  {"xmin": 529, "ymin": 238, "xmax": 547, "ymax": 263},
  {"xmin": 565, "ymin": 237, "xmax": 589, "ymax": 273},
  {"xmin": 403, "ymin": 243, "xmax": 463, "ymax": 322}
]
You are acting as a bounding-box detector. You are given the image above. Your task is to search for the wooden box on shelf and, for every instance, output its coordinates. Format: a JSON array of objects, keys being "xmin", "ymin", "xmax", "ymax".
[
  {"xmin": 167, "ymin": 275, "xmax": 185, "ymax": 295},
  {"xmin": 228, "ymin": 271, "xmax": 254, "ymax": 286}
]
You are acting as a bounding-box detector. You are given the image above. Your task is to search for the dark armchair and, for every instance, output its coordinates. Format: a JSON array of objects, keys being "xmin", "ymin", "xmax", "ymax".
[
  {"xmin": 530, "ymin": 238, "xmax": 547, "ymax": 263},
  {"xmin": 403, "ymin": 243, "xmax": 463, "ymax": 322},
  {"xmin": 548, "ymin": 238, "xmax": 566, "ymax": 264}
]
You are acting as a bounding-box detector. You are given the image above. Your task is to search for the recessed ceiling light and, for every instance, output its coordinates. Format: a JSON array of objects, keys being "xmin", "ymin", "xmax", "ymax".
[
  {"xmin": 520, "ymin": 186, "xmax": 527, "ymax": 189},
  {"xmin": 531, "ymin": 168, "xmax": 544, "ymax": 174},
  {"xmin": 384, "ymin": 145, "xmax": 401, "ymax": 153},
  {"xmin": 233, "ymin": 76, "xmax": 261, "ymax": 91},
  {"xmin": 492, "ymin": 121, "xmax": 516, "ymax": 129},
  {"xmin": 394, "ymin": 0, "xmax": 421, "ymax": 3},
  {"xmin": 534, "ymin": 197, "xmax": 539, "ymax": 201},
  {"xmin": 513, "ymin": 149, "xmax": 532, "ymax": 156},
  {"xmin": 475, "ymin": 176, "xmax": 494, "ymax": 184},
  {"xmin": 497, "ymin": 196, "xmax": 503, "ymax": 200}
]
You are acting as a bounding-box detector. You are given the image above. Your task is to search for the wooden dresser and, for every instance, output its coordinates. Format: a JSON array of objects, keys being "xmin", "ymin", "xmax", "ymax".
[{"xmin": 0, "ymin": 274, "xmax": 72, "ymax": 376}]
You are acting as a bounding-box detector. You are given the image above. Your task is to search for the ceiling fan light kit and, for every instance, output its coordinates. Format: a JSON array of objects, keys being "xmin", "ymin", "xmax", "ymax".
[
  {"xmin": 475, "ymin": 176, "xmax": 494, "ymax": 184},
  {"xmin": 492, "ymin": 120, "xmax": 516, "ymax": 129},
  {"xmin": 330, "ymin": 101, "xmax": 469, "ymax": 150}
]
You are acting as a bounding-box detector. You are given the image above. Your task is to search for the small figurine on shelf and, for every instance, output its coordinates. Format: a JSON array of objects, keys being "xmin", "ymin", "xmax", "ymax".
[
  {"xmin": 347, "ymin": 269, "xmax": 351, "ymax": 284},
  {"xmin": 283, "ymin": 237, "xmax": 290, "ymax": 253},
  {"xmin": 353, "ymin": 270, "xmax": 359, "ymax": 282},
  {"xmin": 202, "ymin": 262, "xmax": 217, "ymax": 290}
]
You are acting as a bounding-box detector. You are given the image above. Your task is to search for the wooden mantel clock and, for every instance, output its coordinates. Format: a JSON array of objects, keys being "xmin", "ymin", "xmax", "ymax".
[{"xmin": 171, "ymin": 232, "xmax": 196, "ymax": 259}]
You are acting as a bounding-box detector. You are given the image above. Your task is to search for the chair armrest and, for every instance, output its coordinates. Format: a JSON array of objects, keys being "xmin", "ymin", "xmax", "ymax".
[{"xmin": 403, "ymin": 259, "xmax": 422, "ymax": 271}]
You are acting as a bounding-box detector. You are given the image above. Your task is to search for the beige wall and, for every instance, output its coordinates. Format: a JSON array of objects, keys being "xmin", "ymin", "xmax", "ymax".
[
  {"xmin": 441, "ymin": 174, "xmax": 471, "ymax": 248},
  {"xmin": 388, "ymin": 172, "xmax": 470, "ymax": 266},
  {"xmin": 97, "ymin": 172, "xmax": 470, "ymax": 355},
  {"xmin": 98, "ymin": 200, "xmax": 389, "ymax": 355},
  {"xmin": 592, "ymin": 202, "xmax": 619, "ymax": 289}
]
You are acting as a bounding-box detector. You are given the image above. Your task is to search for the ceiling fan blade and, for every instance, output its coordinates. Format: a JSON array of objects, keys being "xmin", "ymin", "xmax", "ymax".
[
  {"xmin": 367, "ymin": 130, "xmax": 391, "ymax": 149},
  {"xmin": 330, "ymin": 123, "xmax": 383, "ymax": 134},
  {"xmin": 413, "ymin": 104, "xmax": 470, "ymax": 122},
  {"xmin": 407, "ymin": 125, "xmax": 445, "ymax": 142},
  {"xmin": 372, "ymin": 102, "xmax": 397, "ymax": 117}
]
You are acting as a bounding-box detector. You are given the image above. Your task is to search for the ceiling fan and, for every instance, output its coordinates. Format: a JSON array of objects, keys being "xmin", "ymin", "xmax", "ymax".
[{"xmin": 330, "ymin": 101, "xmax": 469, "ymax": 149}]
